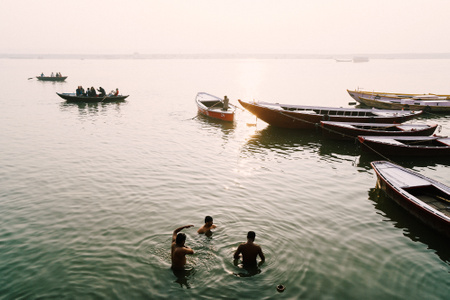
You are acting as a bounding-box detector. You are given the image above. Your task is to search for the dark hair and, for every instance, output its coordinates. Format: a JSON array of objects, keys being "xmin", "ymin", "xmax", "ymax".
[
  {"xmin": 247, "ymin": 231, "xmax": 256, "ymax": 240},
  {"xmin": 176, "ymin": 233, "xmax": 186, "ymax": 245},
  {"xmin": 205, "ymin": 216, "xmax": 213, "ymax": 223}
]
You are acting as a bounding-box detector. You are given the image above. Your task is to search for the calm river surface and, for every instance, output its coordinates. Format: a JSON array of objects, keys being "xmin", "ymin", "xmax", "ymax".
[{"xmin": 0, "ymin": 58, "xmax": 449, "ymax": 299}]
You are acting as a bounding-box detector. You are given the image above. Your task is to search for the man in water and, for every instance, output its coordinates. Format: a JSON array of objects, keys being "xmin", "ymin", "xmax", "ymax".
[
  {"xmin": 171, "ymin": 225, "xmax": 194, "ymax": 270},
  {"xmin": 197, "ymin": 216, "xmax": 217, "ymax": 236},
  {"xmin": 234, "ymin": 231, "xmax": 265, "ymax": 268}
]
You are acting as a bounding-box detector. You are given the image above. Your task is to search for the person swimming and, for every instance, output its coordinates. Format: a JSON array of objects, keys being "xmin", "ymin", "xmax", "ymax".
[{"xmin": 197, "ymin": 216, "xmax": 216, "ymax": 235}]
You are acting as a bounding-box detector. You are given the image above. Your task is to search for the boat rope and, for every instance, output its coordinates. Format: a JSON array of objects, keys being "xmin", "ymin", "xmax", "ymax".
[
  {"xmin": 264, "ymin": 105, "xmax": 413, "ymax": 164},
  {"xmin": 357, "ymin": 139, "xmax": 398, "ymax": 164},
  {"xmin": 423, "ymin": 111, "xmax": 450, "ymax": 133}
]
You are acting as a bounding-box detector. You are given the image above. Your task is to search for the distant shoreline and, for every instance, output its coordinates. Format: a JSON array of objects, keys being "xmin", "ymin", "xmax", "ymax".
[{"xmin": 2, "ymin": 53, "xmax": 450, "ymax": 60}]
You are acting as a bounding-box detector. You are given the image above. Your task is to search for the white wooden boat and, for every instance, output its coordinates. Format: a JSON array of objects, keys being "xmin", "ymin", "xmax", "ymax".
[{"xmin": 371, "ymin": 160, "xmax": 450, "ymax": 238}]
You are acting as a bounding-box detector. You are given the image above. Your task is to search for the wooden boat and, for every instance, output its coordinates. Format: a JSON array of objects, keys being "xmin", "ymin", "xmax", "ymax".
[
  {"xmin": 196, "ymin": 92, "xmax": 235, "ymax": 122},
  {"xmin": 356, "ymin": 96, "xmax": 450, "ymax": 113},
  {"xmin": 320, "ymin": 121, "xmax": 438, "ymax": 140},
  {"xmin": 347, "ymin": 89, "xmax": 450, "ymax": 102},
  {"xmin": 371, "ymin": 160, "xmax": 450, "ymax": 238},
  {"xmin": 358, "ymin": 135, "xmax": 450, "ymax": 156},
  {"xmin": 56, "ymin": 92, "xmax": 129, "ymax": 102},
  {"xmin": 36, "ymin": 76, "xmax": 67, "ymax": 82},
  {"xmin": 238, "ymin": 100, "xmax": 423, "ymax": 129},
  {"xmin": 347, "ymin": 89, "xmax": 450, "ymax": 113}
]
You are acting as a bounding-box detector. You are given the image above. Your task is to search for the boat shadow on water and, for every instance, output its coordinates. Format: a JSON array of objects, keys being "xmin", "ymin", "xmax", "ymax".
[
  {"xmin": 357, "ymin": 150, "xmax": 450, "ymax": 170},
  {"xmin": 242, "ymin": 126, "xmax": 361, "ymax": 160},
  {"xmin": 368, "ymin": 188, "xmax": 450, "ymax": 264},
  {"xmin": 195, "ymin": 113, "xmax": 236, "ymax": 138},
  {"xmin": 59, "ymin": 101, "xmax": 126, "ymax": 114}
]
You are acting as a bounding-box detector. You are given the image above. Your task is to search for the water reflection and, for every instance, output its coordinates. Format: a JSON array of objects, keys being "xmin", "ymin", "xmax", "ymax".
[
  {"xmin": 195, "ymin": 113, "xmax": 236, "ymax": 139},
  {"xmin": 368, "ymin": 188, "xmax": 450, "ymax": 264},
  {"xmin": 243, "ymin": 126, "xmax": 363, "ymax": 159},
  {"xmin": 232, "ymin": 259, "xmax": 263, "ymax": 277},
  {"xmin": 357, "ymin": 150, "xmax": 450, "ymax": 170},
  {"xmin": 243, "ymin": 126, "xmax": 321, "ymax": 152},
  {"xmin": 59, "ymin": 101, "xmax": 125, "ymax": 116},
  {"xmin": 172, "ymin": 267, "xmax": 196, "ymax": 289}
]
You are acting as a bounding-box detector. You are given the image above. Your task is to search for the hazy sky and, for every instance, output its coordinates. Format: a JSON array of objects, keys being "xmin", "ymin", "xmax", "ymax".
[{"xmin": 2, "ymin": 0, "xmax": 450, "ymax": 54}]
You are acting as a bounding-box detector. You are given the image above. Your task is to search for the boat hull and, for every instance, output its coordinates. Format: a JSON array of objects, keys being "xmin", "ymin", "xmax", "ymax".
[
  {"xmin": 238, "ymin": 100, "xmax": 422, "ymax": 129},
  {"xmin": 347, "ymin": 89, "xmax": 450, "ymax": 101},
  {"xmin": 321, "ymin": 121, "xmax": 438, "ymax": 140},
  {"xmin": 347, "ymin": 89, "xmax": 450, "ymax": 113},
  {"xmin": 359, "ymin": 136, "xmax": 450, "ymax": 156},
  {"xmin": 196, "ymin": 92, "xmax": 235, "ymax": 122},
  {"xmin": 357, "ymin": 96, "xmax": 450, "ymax": 113},
  {"xmin": 56, "ymin": 92, "xmax": 128, "ymax": 102},
  {"xmin": 371, "ymin": 161, "xmax": 450, "ymax": 238},
  {"xmin": 37, "ymin": 76, "xmax": 67, "ymax": 82}
]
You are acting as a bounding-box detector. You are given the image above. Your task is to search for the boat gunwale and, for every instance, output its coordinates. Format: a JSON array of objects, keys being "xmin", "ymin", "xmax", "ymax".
[
  {"xmin": 371, "ymin": 160, "xmax": 450, "ymax": 223},
  {"xmin": 243, "ymin": 100, "xmax": 422, "ymax": 117}
]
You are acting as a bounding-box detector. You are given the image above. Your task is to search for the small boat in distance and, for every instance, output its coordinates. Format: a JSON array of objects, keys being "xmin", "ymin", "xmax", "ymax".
[
  {"xmin": 195, "ymin": 92, "xmax": 235, "ymax": 122},
  {"xmin": 37, "ymin": 75, "xmax": 67, "ymax": 82},
  {"xmin": 56, "ymin": 92, "xmax": 129, "ymax": 103},
  {"xmin": 371, "ymin": 160, "xmax": 450, "ymax": 238},
  {"xmin": 358, "ymin": 135, "xmax": 450, "ymax": 156},
  {"xmin": 238, "ymin": 100, "xmax": 422, "ymax": 129},
  {"xmin": 321, "ymin": 121, "xmax": 438, "ymax": 140}
]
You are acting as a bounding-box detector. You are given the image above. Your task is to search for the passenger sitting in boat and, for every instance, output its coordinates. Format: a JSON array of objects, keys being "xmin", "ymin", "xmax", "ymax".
[
  {"xmin": 51, "ymin": 72, "xmax": 54, "ymax": 77},
  {"xmin": 88, "ymin": 87, "xmax": 97, "ymax": 97},
  {"xmin": 80, "ymin": 86, "xmax": 85, "ymax": 96},
  {"xmin": 114, "ymin": 88, "xmax": 119, "ymax": 96},
  {"xmin": 76, "ymin": 86, "xmax": 82, "ymax": 96},
  {"xmin": 97, "ymin": 86, "xmax": 106, "ymax": 97},
  {"xmin": 40, "ymin": 73, "xmax": 44, "ymax": 77}
]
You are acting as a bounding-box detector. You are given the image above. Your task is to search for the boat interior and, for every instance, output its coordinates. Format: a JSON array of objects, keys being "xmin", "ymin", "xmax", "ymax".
[
  {"xmin": 403, "ymin": 185, "xmax": 450, "ymax": 217},
  {"xmin": 353, "ymin": 124, "xmax": 403, "ymax": 131},
  {"xmin": 398, "ymin": 139, "xmax": 449, "ymax": 147},
  {"xmin": 202, "ymin": 100, "xmax": 224, "ymax": 109},
  {"xmin": 281, "ymin": 106, "xmax": 378, "ymax": 117}
]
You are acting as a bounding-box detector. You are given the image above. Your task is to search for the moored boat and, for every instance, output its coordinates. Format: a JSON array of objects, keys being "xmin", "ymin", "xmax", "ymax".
[
  {"xmin": 37, "ymin": 76, "xmax": 67, "ymax": 82},
  {"xmin": 358, "ymin": 135, "xmax": 450, "ymax": 156},
  {"xmin": 56, "ymin": 92, "xmax": 129, "ymax": 102},
  {"xmin": 238, "ymin": 99, "xmax": 422, "ymax": 129},
  {"xmin": 356, "ymin": 96, "xmax": 450, "ymax": 113},
  {"xmin": 371, "ymin": 160, "xmax": 450, "ymax": 238},
  {"xmin": 320, "ymin": 121, "xmax": 438, "ymax": 140},
  {"xmin": 196, "ymin": 92, "xmax": 235, "ymax": 122},
  {"xmin": 347, "ymin": 89, "xmax": 450, "ymax": 102},
  {"xmin": 347, "ymin": 89, "xmax": 450, "ymax": 113}
]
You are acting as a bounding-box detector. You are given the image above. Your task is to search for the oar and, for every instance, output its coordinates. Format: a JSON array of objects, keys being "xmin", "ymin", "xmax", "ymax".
[
  {"xmin": 228, "ymin": 102, "xmax": 245, "ymax": 111},
  {"xmin": 436, "ymin": 195, "xmax": 450, "ymax": 203},
  {"xmin": 28, "ymin": 77, "xmax": 34, "ymax": 80},
  {"xmin": 209, "ymin": 101, "xmax": 222, "ymax": 109}
]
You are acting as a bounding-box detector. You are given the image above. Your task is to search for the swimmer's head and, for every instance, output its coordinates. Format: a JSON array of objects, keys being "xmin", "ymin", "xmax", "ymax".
[
  {"xmin": 176, "ymin": 233, "xmax": 186, "ymax": 245},
  {"xmin": 247, "ymin": 231, "xmax": 256, "ymax": 241},
  {"xmin": 205, "ymin": 216, "xmax": 213, "ymax": 224}
]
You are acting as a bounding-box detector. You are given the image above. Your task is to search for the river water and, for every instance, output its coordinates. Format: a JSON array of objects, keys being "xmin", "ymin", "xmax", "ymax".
[{"xmin": 0, "ymin": 58, "xmax": 449, "ymax": 299}]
